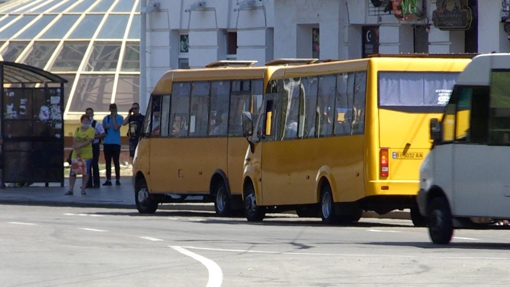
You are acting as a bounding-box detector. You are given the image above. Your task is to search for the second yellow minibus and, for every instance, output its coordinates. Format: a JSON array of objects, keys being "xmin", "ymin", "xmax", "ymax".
[{"xmin": 242, "ymin": 55, "xmax": 472, "ymax": 225}]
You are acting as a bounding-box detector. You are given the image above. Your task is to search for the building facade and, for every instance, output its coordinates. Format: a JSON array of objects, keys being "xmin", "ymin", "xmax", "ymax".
[{"xmin": 143, "ymin": 0, "xmax": 509, "ymax": 108}]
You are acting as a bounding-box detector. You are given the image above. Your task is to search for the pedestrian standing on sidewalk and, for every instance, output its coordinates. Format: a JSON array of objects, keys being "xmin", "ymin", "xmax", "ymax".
[
  {"xmin": 122, "ymin": 103, "xmax": 144, "ymax": 164},
  {"xmin": 85, "ymin": 107, "xmax": 105, "ymax": 189},
  {"xmin": 66, "ymin": 114, "xmax": 94, "ymax": 195},
  {"xmin": 102, "ymin": 103, "xmax": 123, "ymax": 186}
]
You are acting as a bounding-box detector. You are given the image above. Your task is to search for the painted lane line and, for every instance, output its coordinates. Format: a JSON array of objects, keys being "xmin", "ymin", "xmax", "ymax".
[
  {"xmin": 140, "ymin": 236, "xmax": 164, "ymax": 242},
  {"xmin": 8, "ymin": 222, "xmax": 37, "ymax": 226},
  {"xmin": 171, "ymin": 246, "xmax": 223, "ymax": 287},
  {"xmin": 63, "ymin": 213, "xmax": 104, "ymax": 217},
  {"xmin": 452, "ymin": 236, "xmax": 480, "ymax": 241},
  {"xmin": 79, "ymin": 228, "xmax": 107, "ymax": 232},
  {"xmin": 367, "ymin": 229, "xmax": 400, "ymax": 233},
  {"xmin": 182, "ymin": 246, "xmax": 510, "ymax": 261}
]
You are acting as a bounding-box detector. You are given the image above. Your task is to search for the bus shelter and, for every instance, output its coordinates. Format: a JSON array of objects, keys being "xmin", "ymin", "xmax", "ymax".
[{"xmin": 0, "ymin": 62, "xmax": 67, "ymax": 186}]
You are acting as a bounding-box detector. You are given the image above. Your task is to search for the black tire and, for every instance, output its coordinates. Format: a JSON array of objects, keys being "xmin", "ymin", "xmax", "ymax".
[
  {"xmin": 410, "ymin": 204, "xmax": 427, "ymax": 227},
  {"xmin": 244, "ymin": 184, "xmax": 265, "ymax": 222},
  {"xmin": 214, "ymin": 181, "xmax": 231, "ymax": 217},
  {"xmin": 135, "ymin": 178, "xmax": 158, "ymax": 214},
  {"xmin": 428, "ymin": 196, "xmax": 453, "ymax": 244},
  {"xmin": 320, "ymin": 184, "xmax": 338, "ymax": 224}
]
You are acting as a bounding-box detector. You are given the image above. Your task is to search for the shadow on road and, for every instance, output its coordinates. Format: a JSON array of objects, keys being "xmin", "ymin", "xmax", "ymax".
[{"xmin": 365, "ymin": 241, "xmax": 510, "ymax": 250}]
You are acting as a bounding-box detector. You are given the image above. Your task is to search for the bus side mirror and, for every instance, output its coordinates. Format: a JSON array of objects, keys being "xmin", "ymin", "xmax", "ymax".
[{"xmin": 430, "ymin": 118, "xmax": 441, "ymax": 141}]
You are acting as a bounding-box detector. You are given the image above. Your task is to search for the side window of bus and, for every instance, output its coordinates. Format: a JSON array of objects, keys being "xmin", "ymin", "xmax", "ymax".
[
  {"xmin": 353, "ymin": 72, "xmax": 367, "ymax": 134},
  {"xmin": 282, "ymin": 78, "xmax": 301, "ymax": 140},
  {"xmin": 488, "ymin": 70, "xmax": 510, "ymax": 145},
  {"xmin": 190, "ymin": 81, "xmax": 210, "ymax": 137},
  {"xmin": 302, "ymin": 77, "xmax": 318, "ymax": 138},
  {"xmin": 318, "ymin": 75, "xmax": 336, "ymax": 137},
  {"xmin": 230, "ymin": 80, "xmax": 251, "ymax": 137},
  {"xmin": 209, "ymin": 81, "xmax": 230, "ymax": 136},
  {"xmin": 171, "ymin": 82, "xmax": 190, "ymax": 137},
  {"xmin": 335, "ymin": 73, "xmax": 354, "ymax": 136},
  {"xmin": 157, "ymin": 95, "xmax": 170, "ymax": 137}
]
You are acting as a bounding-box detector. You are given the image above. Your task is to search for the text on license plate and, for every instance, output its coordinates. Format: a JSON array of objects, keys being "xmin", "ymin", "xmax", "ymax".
[{"xmin": 392, "ymin": 152, "xmax": 424, "ymax": 159}]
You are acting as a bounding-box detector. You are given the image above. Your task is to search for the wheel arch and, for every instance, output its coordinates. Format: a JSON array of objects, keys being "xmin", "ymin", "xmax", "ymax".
[
  {"xmin": 210, "ymin": 169, "xmax": 230, "ymax": 196},
  {"xmin": 315, "ymin": 165, "xmax": 335, "ymax": 202},
  {"xmin": 425, "ymin": 185, "xmax": 450, "ymax": 215},
  {"xmin": 134, "ymin": 171, "xmax": 149, "ymax": 191}
]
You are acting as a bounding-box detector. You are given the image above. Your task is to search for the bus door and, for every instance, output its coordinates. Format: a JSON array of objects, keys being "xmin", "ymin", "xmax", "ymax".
[
  {"xmin": 260, "ymin": 78, "xmax": 314, "ymax": 206},
  {"xmin": 378, "ymin": 72, "xmax": 459, "ymax": 182}
]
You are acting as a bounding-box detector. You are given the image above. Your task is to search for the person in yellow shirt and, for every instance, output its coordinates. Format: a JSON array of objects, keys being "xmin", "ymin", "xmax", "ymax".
[{"xmin": 65, "ymin": 114, "xmax": 95, "ymax": 195}]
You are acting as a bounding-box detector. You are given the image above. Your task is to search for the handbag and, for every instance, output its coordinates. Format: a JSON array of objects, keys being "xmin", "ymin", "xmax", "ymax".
[{"xmin": 71, "ymin": 158, "xmax": 86, "ymax": 174}]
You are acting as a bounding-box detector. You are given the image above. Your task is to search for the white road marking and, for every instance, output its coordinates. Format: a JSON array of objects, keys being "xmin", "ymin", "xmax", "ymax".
[
  {"xmin": 367, "ymin": 229, "xmax": 400, "ymax": 233},
  {"xmin": 453, "ymin": 236, "xmax": 480, "ymax": 241},
  {"xmin": 171, "ymin": 246, "xmax": 223, "ymax": 287},
  {"xmin": 79, "ymin": 228, "xmax": 107, "ymax": 232},
  {"xmin": 8, "ymin": 222, "xmax": 36, "ymax": 226},
  {"xmin": 63, "ymin": 213, "xmax": 104, "ymax": 217},
  {"xmin": 140, "ymin": 236, "xmax": 163, "ymax": 242},
  {"xmin": 181, "ymin": 246, "xmax": 509, "ymax": 261}
]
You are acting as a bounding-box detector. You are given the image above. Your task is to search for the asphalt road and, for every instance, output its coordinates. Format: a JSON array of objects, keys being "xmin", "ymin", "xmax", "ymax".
[{"xmin": 2, "ymin": 205, "xmax": 510, "ymax": 287}]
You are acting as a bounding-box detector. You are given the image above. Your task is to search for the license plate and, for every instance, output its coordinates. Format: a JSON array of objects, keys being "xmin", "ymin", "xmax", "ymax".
[{"xmin": 392, "ymin": 152, "xmax": 424, "ymax": 160}]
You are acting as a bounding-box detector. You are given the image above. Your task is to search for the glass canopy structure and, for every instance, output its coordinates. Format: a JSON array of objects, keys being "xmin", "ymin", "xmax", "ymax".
[{"xmin": 0, "ymin": 0, "xmax": 140, "ymax": 124}]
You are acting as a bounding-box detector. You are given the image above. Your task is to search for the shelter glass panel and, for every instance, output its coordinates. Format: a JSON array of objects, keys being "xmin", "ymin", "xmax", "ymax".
[
  {"xmin": 121, "ymin": 42, "xmax": 139, "ymax": 71},
  {"xmin": 68, "ymin": 15, "xmax": 103, "ymax": 39},
  {"xmin": 128, "ymin": 15, "xmax": 140, "ymax": 39},
  {"xmin": 70, "ymin": 75, "xmax": 114, "ymax": 112},
  {"xmin": 39, "ymin": 15, "xmax": 80, "ymax": 39},
  {"xmin": 84, "ymin": 42, "xmax": 121, "ymax": 72},
  {"xmin": 21, "ymin": 42, "xmax": 59, "ymax": 69},
  {"xmin": 1, "ymin": 41, "xmax": 29, "ymax": 62},
  {"xmin": 30, "ymin": 0, "xmax": 59, "ymax": 13},
  {"xmin": 0, "ymin": 15, "xmax": 36, "ymax": 39},
  {"xmin": 15, "ymin": 15, "xmax": 57, "ymax": 40},
  {"xmin": 50, "ymin": 0, "xmax": 79, "ymax": 13},
  {"xmin": 69, "ymin": 0, "xmax": 97, "ymax": 12},
  {"xmin": 50, "ymin": 42, "xmax": 88, "ymax": 72},
  {"xmin": 91, "ymin": 0, "xmax": 116, "ymax": 12},
  {"xmin": 112, "ymin": 0, "xmax": 136, "ymax": 12},
  {"xmin": 57, "ymin": 74, "xmax": 76, "ymax": 108},
  {"xmin": 114, "ymin": 75, "xmax": 140, "ymax": 111},
  {"xmin": 0, "ymin": 16, "xmax": 18, "ymax": 29},
  {"xmin": 97, "ymin": 15, "xmax": 129, "ymax": 39}
]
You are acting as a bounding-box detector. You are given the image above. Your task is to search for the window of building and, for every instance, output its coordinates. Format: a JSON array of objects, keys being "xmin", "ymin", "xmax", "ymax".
[
  {"xmin": 312, "ymin": 28, "xmax": 319, "ymax": 59},
  {"xmin": 227, "ymin": 31, "xmax": 237, "ymax": 55},
  {"xmin": 180, "ymin": 34, "xmax": 189, "ymax": 53}
]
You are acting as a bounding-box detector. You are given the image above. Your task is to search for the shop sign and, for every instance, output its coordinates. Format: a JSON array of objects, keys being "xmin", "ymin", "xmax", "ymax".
[
  {"xmin": 432, "ymin": 0, "xmax": 473, "ymax": 30},
  {"xmin": 384, "ymin": 0, "xmax": 422, "ymax": 21}
]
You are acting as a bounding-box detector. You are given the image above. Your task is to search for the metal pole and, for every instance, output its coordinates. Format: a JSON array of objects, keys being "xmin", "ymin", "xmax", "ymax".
[{"xmin": 140, "ymin": 0, "xmax": 148, "ymax": 111}]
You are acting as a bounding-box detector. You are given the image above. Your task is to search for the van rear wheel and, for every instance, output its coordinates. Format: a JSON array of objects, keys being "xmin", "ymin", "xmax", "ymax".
[
  {"xmin": 135, "ymin": 178, "xmax": 158, "ymax": 214},
  {"xmin": 428, "ymin": 196, "xmax": 453, "ymax": 244}
]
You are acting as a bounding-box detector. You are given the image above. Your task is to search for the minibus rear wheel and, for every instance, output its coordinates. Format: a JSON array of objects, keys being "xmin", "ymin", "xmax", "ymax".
[
  {"xmin": 244, "ymin": 184, "xmax": 265, "ymax": 222},
  {"xmin": 214, "ymin": 181, "xmax": 231, "ymax": 217},
  {"xmin": 135, "ymin": 178, "xmax": 158, "ymax": 214},
  {"xmin": 427, "ymin": 196, "xmax": 453, "ymax": 244},
  {"xmin": 410, "ymin": 205, "xmax": 427, "ymax": 227}
]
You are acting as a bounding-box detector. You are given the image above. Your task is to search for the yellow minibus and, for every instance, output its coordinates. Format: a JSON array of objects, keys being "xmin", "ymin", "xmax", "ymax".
[
  {"xmin": 242, "ymin": 55, "xmax": 472, "ymax": 225},
  {"xmin": 132, "ymin": 60, "xmax": 314, "ymax": 215}
]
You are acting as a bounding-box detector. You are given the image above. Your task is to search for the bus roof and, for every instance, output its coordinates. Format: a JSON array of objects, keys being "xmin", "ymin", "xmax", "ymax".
[
  {"xmin": 152, "ymin": 65, "xmax": 281, "ymax": 94},
  {"xmin": 268, "ymin": 56, "xmax": 472, "ymax": 80}
]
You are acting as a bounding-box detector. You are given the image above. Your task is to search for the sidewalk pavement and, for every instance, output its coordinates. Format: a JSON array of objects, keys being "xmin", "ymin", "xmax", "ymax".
[{"xmin": 0, "ymin": 177, "xmax": 410, "ymax": 220}]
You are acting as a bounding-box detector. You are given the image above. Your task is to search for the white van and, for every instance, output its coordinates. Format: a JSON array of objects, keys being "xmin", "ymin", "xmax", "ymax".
[{"xmin": 417, "ymin": 53, "xmax": 510, "ymax": 244}]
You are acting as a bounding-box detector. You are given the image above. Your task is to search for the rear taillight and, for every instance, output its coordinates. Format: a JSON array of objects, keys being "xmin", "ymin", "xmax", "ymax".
[{"xmin": 380, "ymin": 148, "xmax": 389, "ymax": 178}]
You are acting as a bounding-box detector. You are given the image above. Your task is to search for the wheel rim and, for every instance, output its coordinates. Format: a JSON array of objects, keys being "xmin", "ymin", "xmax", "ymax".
[
  {"xmin": 137, "ymin": 185, "xmax": 149, "ymax": 207},
  {"xmin": 321, "ymin": 192, "xmax": 332, "ymax": 219},
  {"xmin": 216, "ymin": 186, "xmax": 227, "ymax": 212},
  {"xmin": 245, "ymin": 193, "xmax": 256, "ymax": 215}
]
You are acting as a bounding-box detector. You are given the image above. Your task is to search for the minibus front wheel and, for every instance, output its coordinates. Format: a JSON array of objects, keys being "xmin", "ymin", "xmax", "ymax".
[
  {"xmin": 135, "ymin": 178, "xmax": 158, "ymax": 214},
  {"xmin": 427, "ymin": 196, "xmax": 453, "ymax": 244},
  {"xmin": 244, "ymin": 183, "xmax": 265, "ymax": 222}
]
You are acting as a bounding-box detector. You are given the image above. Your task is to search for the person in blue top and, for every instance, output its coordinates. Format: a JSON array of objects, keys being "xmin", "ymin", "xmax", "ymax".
[{"xmin": 102, "ymin": 103, "xmax": 124, "ymax": 186}]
